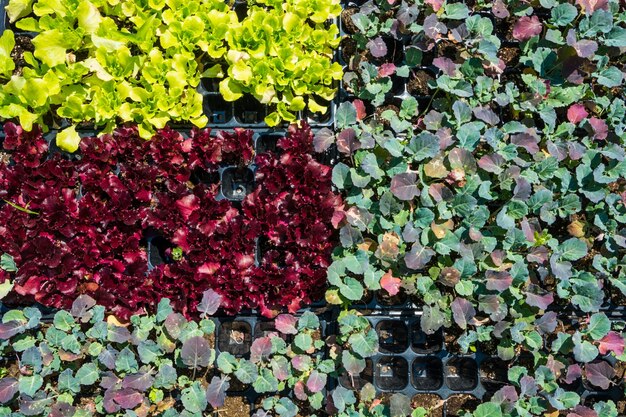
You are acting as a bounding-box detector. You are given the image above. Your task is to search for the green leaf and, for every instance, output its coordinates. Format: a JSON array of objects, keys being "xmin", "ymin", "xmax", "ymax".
[
  {"xmin": 473, "ymin": 403, "xmax": 502, "ymax": 417},
  {"xmin": 53, "ymin": 311, "xmax": 75, "ymax": 332},
  {"xmin": 559, "ymin": 238, "xmax": 587, "ymax": 261},
  {"xmin": 156, "ymin": 299, "xmax": 173, "ymax": 323},
  {"xmin": 550, "ymin": 3, "xmax": 577, "ymax": 26},
  {"xmin": 339, "ymin": 277, "xmax": 364, "ymax": 301},
  {"xmin": 75, "ymin": 363, "xmax": 99, "ymax": 385},
  {"xmin": 0, "ymin": 254, "xmax": 16, "ymax": 272},
  {"xmin": 19, "ymin": 375, "xmax": 43, "ymax": 396},
  {"xmin": 596, "ymin": 67, "xmax": 623, "ymax": 88},
  {"xmin": 253, "ymin": 368, "xmax": 279, "ymax": 393},
  {"xmin": 348, "ymin": 329, "xmax": 378, "ymax": 357},
  {"xmin": 58, "ymin": 369, "xmax": 80, "ymax": 393},
  {"xmin": 181, "ymin": 382, "xmax": 207, "ymax": 414},
  {"xmin": 408, "ymin": 132, "xmax": 439, "ymax": 161},
  {"xmin": 336, "ymin": 102, "xmax": 357, "ymax": 129},
  {"xmin": 234, "ymin": 360, "xmax": 257, "ymax": 384},
  {"xmin": 294, "ymin": 333, "xmax": 313, "ymax": 351},
  {"xmin": 586, "ymin": 313, "xmax": 610, "ymax": 340},
  {"xmin": 6, "ymin": 0, "xmax": 33, "ymax": 23},
  {"xmin": 56, "ymin": 126, "xmax": 81, "ymax": 153}
]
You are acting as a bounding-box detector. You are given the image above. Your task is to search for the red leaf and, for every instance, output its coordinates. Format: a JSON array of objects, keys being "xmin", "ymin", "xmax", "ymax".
[
  {"xmin": 353, "ymin": 100, "xmax": 367, "ymax": 121},
  {"xmin": 113, "ymin": 388, "xmax": 144, "ymax": 409},
  {"xmin": 567, "ymin": 104, "xmax": 588, "ymax": 124},
  {"xmin": 306, "ymin": 370, "xmax": 327, "ymax": 393},
  {"xmin": 598, "ymin": 331, "xmax": 624, "ymax": 356},
  {"xmin": 175, "ymin": 195, "xmax": 199, "ymax": 220},
  {"xmin": 513, "ymin": 16, "xmax": 542, "ymax": 41},
  {"xmin": 380, "ymin": 270, "xmax": 401, "ymax": 296},
  {"xmin": 589, "ymin": 117, "xmax": 608, "ymax": 140},
  {"xmin": 576, "ymin": 0, "xmax": 608, "ymax": 14},
  {"xmin": 378, "ymin": 63, "xmax": 396, "ymax": 77},
  {"xmin": 275, "ymin": 314, "xmax": 298, "ymax": 335}
]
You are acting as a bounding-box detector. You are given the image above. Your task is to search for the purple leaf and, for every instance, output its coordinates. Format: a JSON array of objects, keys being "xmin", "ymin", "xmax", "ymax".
[
  {"xmin": 585, "ymin": 361, "xmax": 614, "ymax": 390},
  {"xmin": 525, "ymin": 292, "xmax": 554, "ymax": 310},
  {"xmin": 122, "ymin": 373, "xmax": 154, "ymax": 392},
  {"xmin": 181, "ymin": 336, "xmax": 212, "ymax": 369},
  {"xmin": 513, "ymin": 16, "xmax": 542, "ymax": 41},
  {"xmin": 473, "ymin": 106, "xmax": 500, "ymax": 126},
  {"xmin": 433, "ymin": 57, "xmax": 457, "ymax": 76},
  {"xmin": 424, "ymin": 14, "xmax": 447, "ymax": 39},
  {"xmin": 107, "ymin": 325, "xmax": 130, "ymax": 344},
  {"xmin": 164, "ymin": 313, "xmax": 186, "ymax": 340},
  {"xmin": 197, "ymin": 289, "xmax": 222, "ymax": 317},
  {"xmin": 492, "ymin": 0, "xmax": 509, "ymax": 18},
  {"xmin": 404, "ymin": 243, "xmax": 434, "ymax": 270},
  {"xmin": 535, "ymin": 312, "xmax": 558, "ymax": 335},
  {"xmin": 274, "ymin": 314, "xmax": 298, "ymax": 335},
  {"xmin": 0, "ymin": 321, "xmax": 24, "ymax": 340},
  {"xmin": 103, "ymin": 389, "xmax": 120, "ymax": 413},
  {"xmin": 598, "ymin": 332, "xmax": 625, "ymax": 356},
  {"xmin": 478, "ymin": 154, "xmax": 505, "ymax": 174},
  {"xmin": 493, "ymin": 385, "xmax": 518, "ymax": 403},
  {"xmin": 589, "ymin": 117, "xmax": 608, "ymax": 140},
  {"xmin": 19, "ymin": 393, "xmax": 52, "ymax": 416},
  {"xmin": 367, "ymin": 37, "xmax": 387, "ymax": 58},
  {"xmin": 100, "ymin": 372, "xmax": 120, "ymax": 390},
  {"xmin": 336, "ymin": 128, "xmax": 360, "ymax": 155},
  {"xmin": 451, "ymin": 297, "xmax": 476, "ymax": 330},
  {"xmin": 576, "ymin": 0, "xmax": 608, "ymax": 14},
  {"xmin": 485, "ymin": 271, "xmax": 513, "ymax": 292},
  {"xmin": 306, "ymin": 370, "xmax": 327, "ymax": 393},
  {"xmin": 520, "ymin": 376, "xmax": 537, "ymax": 396},
  {"xmin": 564, "ymin": 364, "xmax": 582, "ymax": 385},
  {"xmin": 573, "ymin": 40, "xmax": 598, "ymax": 58},
  {"xmin": 0, "ymin": 378, "xmax": 18, "ymax": 403},
  {"xmin": 206, "ymin": 376, "xmax": 230, "ymax": 408},
  {"xmin": 113, "ymin": 388, "xmax": 144, "ymax": 409},
  {"xmin": 527, "ymin": 246, "xmax": 549, "ymax": 264},
  {"xmin": 313, "ymin": 128, "xmax": 335, "ymax": 153},
  {"xmin": 294, "ymin": 381, "xmax": 307, "ymax": 401},
  {"xmin": 567, "ymin": 104, "xmax": 588, "ymax": 124},
  {"xmin": 250, "ymin": 337, "xmax": 272, "ymax": 361},
  {"xmin": 567, "ymin": 405, "xmax": 599, "ymax": 417},
  {"xmin": 390, "ymin": 172, "xmax": 419, "ymax": 201},
  {"xmin": 511, "ymin": 133, "xmax": 539, "ymax": 154},
  {"xmin": 70, "ymin": 295, "xmax": 96, "ymax": 322},
  {"xmin": 49, "ymin": 402, "xmax": 76, "ymax": 417}
]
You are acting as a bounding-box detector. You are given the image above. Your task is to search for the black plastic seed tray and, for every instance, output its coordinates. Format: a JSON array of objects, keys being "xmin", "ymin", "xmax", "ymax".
[
  {"xmin": 335, "ymin": 313, "xmax": 511, "ymax": 416},
  {"xmin": 211, "ymin": 313, "xmax": 333, "ymax": 416}
]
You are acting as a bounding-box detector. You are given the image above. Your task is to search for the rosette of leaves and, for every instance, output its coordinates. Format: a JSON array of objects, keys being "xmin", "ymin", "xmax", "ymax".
[
  {"xmin": 216, "ymin": 0, "xmax": 343, "ymax": 126},
  {"xmin": 0, "ymin": 291, "xmax": 221, "ymax": 417}
]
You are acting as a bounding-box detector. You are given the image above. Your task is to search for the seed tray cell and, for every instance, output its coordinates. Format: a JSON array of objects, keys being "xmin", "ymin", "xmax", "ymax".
[{"xmin": 338, "ymin": 314, "xmax": 502, "ymax": 404}]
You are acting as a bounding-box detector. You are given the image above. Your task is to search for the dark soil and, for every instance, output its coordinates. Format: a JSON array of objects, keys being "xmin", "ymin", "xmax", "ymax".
[
  {"xmin": 341, "ymin": 37, "xmax": 358, "ymax": 63},
  {"xmin": 11, "ymin": 35, "xmax": 34, "ymax": 75},
  {"xmin": 495, "ymin": 16, "xmax": 516, "ymax": 41},
  {"xmin": 412, "ymin": 394, "xmax": 444, "ymax": 417},
  {"xmin": 219, "ymin": 396, "xmax": 250, "ymax": 417},
  {"xmin": 374, "ymin": 104, "xmax": 399, "ymax": 127},
  {"xmin": 341, "ymin": 7, "xmax": 360, "ymax": 34},
  {"xmin": 407, "ymin": 70, "xmax": 433, "ymax": 96},
  {"xmin": 480, "ymin": 359, "xmax": 509, "ymax": 391},
  {"xmin": 444, "ymin": 325, "xmax": 464, "ymax": 354},
  {"xmin": 436, "ymin": 40, "xmax": 464, "ymax": 64},
  {"xmin": 498, "ymin": 46, "xmax": 520, "ymax": 67},
  {"xmin": 445, "ymin": 394, "xmax": 480, "ymax": 416}
]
